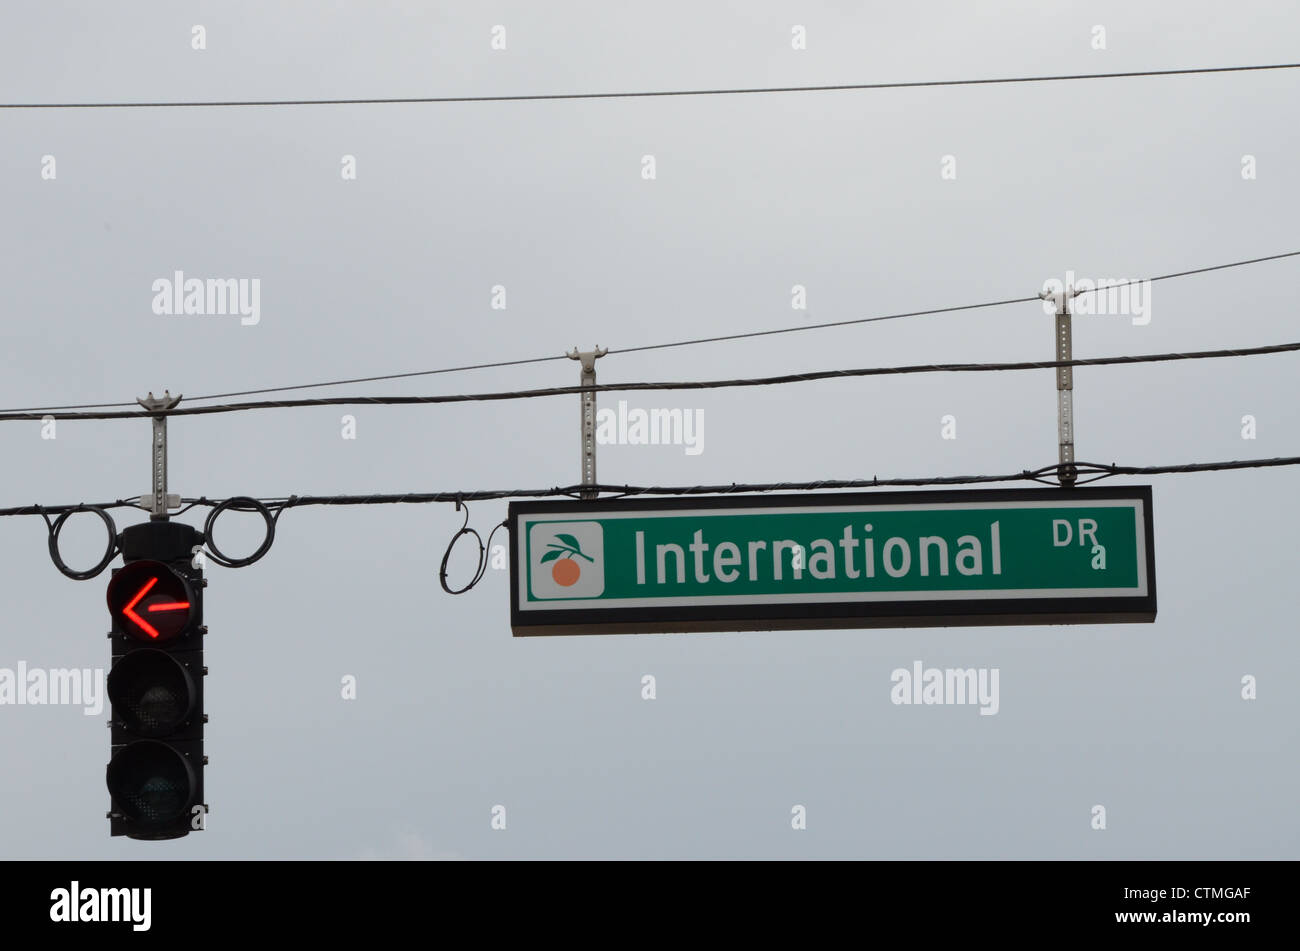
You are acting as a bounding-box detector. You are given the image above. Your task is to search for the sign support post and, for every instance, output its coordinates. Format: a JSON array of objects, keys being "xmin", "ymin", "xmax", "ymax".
[
  {"xmin": 136, "ymin": 391, "xmax": 182, "ymax": 520},
  {"xmin": 1040, "ymin": 287, "xmax": 1082, "ymax": 487},
  {"xmin": 566, "ymin": 347, "xmax": 607, "ymax": 501}
]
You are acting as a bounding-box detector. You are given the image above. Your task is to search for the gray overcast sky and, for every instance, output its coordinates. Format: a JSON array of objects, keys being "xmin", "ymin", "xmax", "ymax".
[{"xmin": 1, "ymin": 1, "xmax": 1297, "ymax": 859}]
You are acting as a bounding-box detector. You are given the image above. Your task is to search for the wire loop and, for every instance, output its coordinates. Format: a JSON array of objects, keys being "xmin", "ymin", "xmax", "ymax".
[
  {"xmin": 439, "ymin": 500, "xmax": 508, "ymax": 595},
  {"xmin": 203, "ymin": 496, "xmax": 276, "ymax": 567},
  {"xmin": 44, "ymin": 504, "xmax": 118, "ymax": 580}
]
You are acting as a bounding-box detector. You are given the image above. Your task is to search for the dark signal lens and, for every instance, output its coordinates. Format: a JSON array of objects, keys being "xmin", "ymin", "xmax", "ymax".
[
  {"xmin": 107, "ymin": 650, "xmax": 197, "ymax": 736},
  {"xmin": 106, "ymin": 741, "xmax": 197, "ymax": 825}
]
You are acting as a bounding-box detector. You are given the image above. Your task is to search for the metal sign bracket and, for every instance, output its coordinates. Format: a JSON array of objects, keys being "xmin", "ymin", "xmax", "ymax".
[
  {"xmin": 136, "ymin": 391, "xmax": 183, "ymax": 519},
  {"xmin": 566, "ymin": 347, "xmax": 607, "ymax": 500},
  {"xmin": 1038, "ymin": 287, "xmax": 1083, "ymax": 487}
]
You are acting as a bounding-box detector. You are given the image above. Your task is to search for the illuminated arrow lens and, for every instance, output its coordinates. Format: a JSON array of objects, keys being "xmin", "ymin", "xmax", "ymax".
[{"xmin": 107, "ymin": 561, "xmax": 195, "ymax": 643}]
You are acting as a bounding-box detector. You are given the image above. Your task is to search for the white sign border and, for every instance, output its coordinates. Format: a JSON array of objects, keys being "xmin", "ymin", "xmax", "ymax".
[{"xmin": 518, "ymin": 499, "xmax": 1149, "ymax": 612}]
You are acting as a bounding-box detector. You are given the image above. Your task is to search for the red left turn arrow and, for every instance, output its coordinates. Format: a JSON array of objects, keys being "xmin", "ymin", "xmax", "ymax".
[{"xmin": 123, "ymin": 576, "xmax": 190, "ymax": 640}]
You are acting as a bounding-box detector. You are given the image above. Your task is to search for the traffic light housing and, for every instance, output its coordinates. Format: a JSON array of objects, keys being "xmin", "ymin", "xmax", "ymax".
[{"xmin": 106, "ymin": 520, "xmax": 207, "ymax": 840}]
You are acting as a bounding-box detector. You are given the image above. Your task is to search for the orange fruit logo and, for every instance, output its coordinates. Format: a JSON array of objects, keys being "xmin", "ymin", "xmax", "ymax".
[{"xmin": 540, "ymin": 533, "xmax": 595, "ymax": 587}]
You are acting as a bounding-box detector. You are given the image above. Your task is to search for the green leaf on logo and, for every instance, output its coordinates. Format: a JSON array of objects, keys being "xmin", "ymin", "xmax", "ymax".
[
  {"xmin": 555, "ymin": 533, "xmax": 583, "ymax": 553},
  {"xmin": 539, "ymin": 549, "xmax": 562, "ymax": 563}
]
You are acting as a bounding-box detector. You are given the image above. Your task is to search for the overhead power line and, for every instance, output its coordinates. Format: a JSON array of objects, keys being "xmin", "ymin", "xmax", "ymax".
[
  {"xmin": 164, "ymin": 353, "xmax": 572, "ymax": 406},
  {"xmin": 3, "ymin": 63, "xmax": 1299, "ymax": 110},
  {"xmin": 609, "ymin": 294, "xmax": 1040, "ymax": 357},
  {"xmin": 4, "ymin": 247, "xmax": 1296, "ymax": 416},
  {"xmin": 2, "ymin": 456, "xmax": 1298, "ymax": 520},
  {"xmin": 1, "ymin": 338, "xmax": 1295, "ymax": 423},
  {"xmin": 238, "ymin": 456, "xmax": 1300, "ymax": 501},
  {"xmin": 0, "ymin": 354, "xmax": 570, "ymax": 413},
  {"xmin": 3, "ymin": 294, "xmax": 1041, "ymax": 413},
  {"xmin": 618, "ymin": 250, "xmax": 1300, "ymax": 357},
  {"xmin": 1127, "ymin": 249, "xmax": 1300, "ymax": 286}
]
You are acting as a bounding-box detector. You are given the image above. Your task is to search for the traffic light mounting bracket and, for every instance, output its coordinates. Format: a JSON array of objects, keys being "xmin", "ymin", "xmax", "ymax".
[{"xmin": 136, "ymin": 391, "xmax": 183, "ymax": 519}]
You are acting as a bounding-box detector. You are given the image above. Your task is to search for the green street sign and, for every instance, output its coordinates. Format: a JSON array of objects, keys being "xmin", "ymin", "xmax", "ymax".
[{"xmin": 509, "ymin": 487, "xmax": 1155, "ymax": 635}]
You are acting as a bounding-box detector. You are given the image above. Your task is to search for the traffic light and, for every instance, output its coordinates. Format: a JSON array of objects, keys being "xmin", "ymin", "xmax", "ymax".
[{"xmin": 105, "ymin": 520, "xmax": 207, "ymax": 840}]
